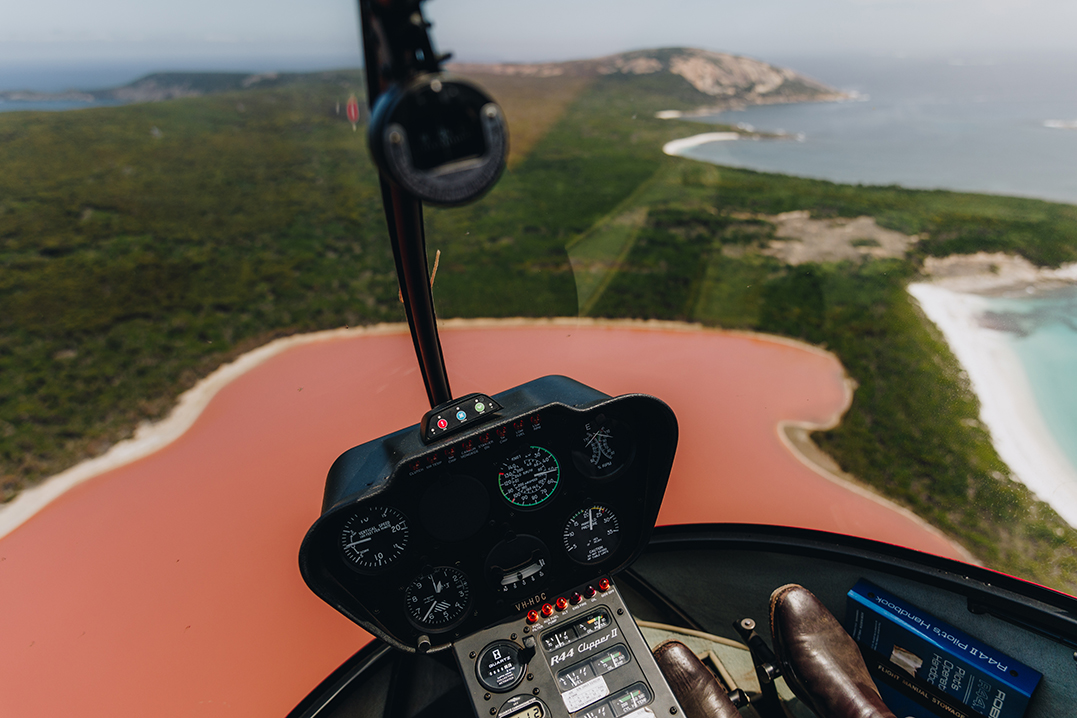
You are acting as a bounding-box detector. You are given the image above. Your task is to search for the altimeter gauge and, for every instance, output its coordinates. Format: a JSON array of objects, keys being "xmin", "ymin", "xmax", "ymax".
[
  {"xmin": 563, "ymin": 505, "xmax": 621, "ymax": 564},
  {"xmin": 572, "ymin": 415, "xmax": 634, "ymax": 479},
  {"xmin": 340, "ymin": 505, "xmax": 410, "ymax": 572},
  {"xmin": 405, "ymin": 566, "xmax": 472, "ymax": 631}
]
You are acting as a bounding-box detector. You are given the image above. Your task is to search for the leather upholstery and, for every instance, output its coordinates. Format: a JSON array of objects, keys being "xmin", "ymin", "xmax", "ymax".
[
  {"xmin": 770, "ymin": 584, "xmax": 897, "ymax": 718},
  {"xmin": 653, "ymin": 640, "xmax": 741, "ymax": 718}
]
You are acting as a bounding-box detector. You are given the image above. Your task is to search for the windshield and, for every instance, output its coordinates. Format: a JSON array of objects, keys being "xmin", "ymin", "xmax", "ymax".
[{"xmin": 2, "ymin": 0, "xmax": 1077, "ymax": 713}]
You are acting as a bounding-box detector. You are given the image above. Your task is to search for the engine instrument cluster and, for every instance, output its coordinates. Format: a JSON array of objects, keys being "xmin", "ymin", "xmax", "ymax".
[{"xmin": 299, "ymin": 376, "xmax": 677, "ymax": 654}]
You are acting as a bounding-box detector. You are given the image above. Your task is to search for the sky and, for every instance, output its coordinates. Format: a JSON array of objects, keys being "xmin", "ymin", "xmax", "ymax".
[{"xmin": 3, "ymin": 0, "xmax": 1077, "ymax": 88}]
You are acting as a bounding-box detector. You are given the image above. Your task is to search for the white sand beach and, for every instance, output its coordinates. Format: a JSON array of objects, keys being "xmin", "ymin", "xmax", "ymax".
[
  {"xmin": 909, "ymin": 282, "xmax": 1077, "ymax": 527},
  {"xmin": 662, "ymin": 132, "xmax": 740, "ymax": 156}
]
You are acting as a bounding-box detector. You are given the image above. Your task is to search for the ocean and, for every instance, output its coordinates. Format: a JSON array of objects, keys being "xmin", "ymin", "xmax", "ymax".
[
  {"xmin": 0, "ymin": 56, "xmax": 359, "ymax": 114},
  {"xmin": 680, "ymin": 54, "xmax": 1077, "ymax": 205},
  {"xmin": 669, "ymin": 53, "xmax": 1077, "ymax": 521}
]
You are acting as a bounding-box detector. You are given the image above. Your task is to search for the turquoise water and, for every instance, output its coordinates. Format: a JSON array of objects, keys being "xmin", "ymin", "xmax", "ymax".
[{"xmin": 981, "ymin": 289, "xmax": 1077, "ymax": 474}]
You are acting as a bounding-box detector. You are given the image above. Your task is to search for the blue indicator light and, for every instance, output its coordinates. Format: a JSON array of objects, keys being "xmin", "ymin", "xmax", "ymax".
[{"xmin": 456, "ymin": 410, "xmax": 467, "ymax": 421}]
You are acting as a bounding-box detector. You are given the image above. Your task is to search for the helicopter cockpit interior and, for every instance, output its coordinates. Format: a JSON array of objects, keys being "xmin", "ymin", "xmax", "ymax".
[
  {"xmin": 292, "ymin": 2, "xmax": 1077, "ymax": 718},
  {"xmin": 299, "ymin": 376, "xmax": 684, "ymax": 718}
]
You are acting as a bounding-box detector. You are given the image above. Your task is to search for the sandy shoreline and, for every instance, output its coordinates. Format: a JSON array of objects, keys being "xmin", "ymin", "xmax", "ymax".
[
  {"xmin": 662, "ymin": 132, "xmax": 740, "ymax": 155},
  {"xmin": 909, "ymin": 282, "xmax": 1077, "ymax": 527},
  {"xmin": 0, "ymin": 318, "xmax": 966, "ymax": 558},
  {"xmin": 0, "ymin": 322, "xmax": 411, "ymax": 539}
]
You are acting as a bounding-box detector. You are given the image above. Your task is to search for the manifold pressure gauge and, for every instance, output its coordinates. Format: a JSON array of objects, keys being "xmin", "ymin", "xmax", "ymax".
[
  {"xmin": 369, "ymin": 74, "xmax": 508, "ymax": 206},
  {"xmin": 563, "ymin": 505, "xmax": 621, "ymax": 564}
]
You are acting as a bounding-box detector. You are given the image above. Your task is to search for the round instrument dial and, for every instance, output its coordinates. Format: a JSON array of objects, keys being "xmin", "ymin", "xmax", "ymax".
[
  {"xmin": 563, "ymin": 505, "xmax": 621, "ymax": 564},
  {"xmin": 498, "ymin": 446, "xmax": 560, "ymax": 509},
  {"xmin": 572, "ymin": 415, "xmax": 634, "ymax": 479},
  {"xmin": 339, "ymin": 505, "xmax": 410, "ymax": 572},
  {"xmin": 405, "ymin": 566, "xmax": 472, "ymax": 631},
  {"xmin": 476, "ymin": 639, "xmax": 526, "ymax": 692}
]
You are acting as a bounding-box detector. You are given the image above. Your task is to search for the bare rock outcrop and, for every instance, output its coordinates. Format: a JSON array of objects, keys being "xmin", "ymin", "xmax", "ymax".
[{"xmin": 449, "ymin": 47, "xmax": 844, "ymax": 109}]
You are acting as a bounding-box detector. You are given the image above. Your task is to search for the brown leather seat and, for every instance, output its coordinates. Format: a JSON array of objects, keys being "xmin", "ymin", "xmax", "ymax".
[
  {"xmin": 770, "ymin": 584, "xmax": 896, "ymax": 718},
  {"xmin": 653, "ymin": 640, "xmax": 741, "ymax": 718}
]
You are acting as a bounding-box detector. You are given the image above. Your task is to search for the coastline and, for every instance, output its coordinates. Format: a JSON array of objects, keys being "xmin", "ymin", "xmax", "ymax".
[
  {"xmin": 0, "ymin": 318, "xmax": 968, "ymax": 559},
  {"xmin": 0, "ymin": 322, "xmax": 412, "ymax": 540},
  {"xmin": 909, "ymin": 280, "xmax": 1077, "ymax": 528},
  {"xmin": 661, "ymin": 132, "xmax": 740, "ymax": 155}
]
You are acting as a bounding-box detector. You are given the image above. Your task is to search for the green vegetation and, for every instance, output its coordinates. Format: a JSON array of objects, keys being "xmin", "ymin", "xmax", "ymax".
[{"xmin": 3, "ymin": 67, "xmax": 1077, "ymax": 591}]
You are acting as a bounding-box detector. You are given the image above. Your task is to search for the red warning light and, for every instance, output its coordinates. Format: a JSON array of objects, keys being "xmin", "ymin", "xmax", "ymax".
[
  {"xmin": 555, "ymin": 597, "xmax": 569, "ymax": 611},
  {"xmin": 437, "ymin": 418, "xmax": 448, "ymax": 430},
  {"xmin": 598, "ymin": 578, "xmax": 611, "ymax": 592},
  {"xmin": 526, "ymin": 610, "xmax": 540, "ymax": 624},
  {"xmin": 346, "ymin": 95, "xmax": 360, "ymax": 129}
]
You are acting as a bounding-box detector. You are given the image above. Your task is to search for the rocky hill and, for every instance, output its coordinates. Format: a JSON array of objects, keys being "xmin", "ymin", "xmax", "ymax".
[
  {"xmin": 2, "ymin": 49, "xmax": 840, "ymax": 110},
  {"xmin": 449, "ymin": 47, "xmax": 844, "ymax": 110}
]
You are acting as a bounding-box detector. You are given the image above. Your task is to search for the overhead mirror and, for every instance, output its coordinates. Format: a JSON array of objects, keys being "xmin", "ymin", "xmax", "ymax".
[{"xmin": 369, "ymin": 73, "xmax": 508, "ymax": 206}]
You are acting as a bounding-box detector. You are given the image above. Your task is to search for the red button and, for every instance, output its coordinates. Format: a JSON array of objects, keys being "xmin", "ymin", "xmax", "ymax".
[
  {"xmin": 526, "ymin": 610, "xmax": 540, "ymax": 624},
  {"xmin": 598, "ymin": 578, "xmax": 611, "ymax": 592},
  {"xmin": 541, "ymin": 603, "xmax": 555, "ymax": 617},
  {"xmin": 437, "ymin": 418, "xmax": 448, "ymax": 429},
  {"xmin": 555, "ymin": 597, "xmax": 569, "ymax": 611},
  {"xmin": 569, "ymin": 592, "xmax": 583, "ymax": 605},
  {"xmin": 584, "ymin": 586, "xmax": 597, "ymax": 599}
]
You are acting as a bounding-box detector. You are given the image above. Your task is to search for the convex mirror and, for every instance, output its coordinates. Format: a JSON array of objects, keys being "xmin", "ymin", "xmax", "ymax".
[{"xmin": 369, "ymin": 73, "xmax": 508, "ymax": 206}]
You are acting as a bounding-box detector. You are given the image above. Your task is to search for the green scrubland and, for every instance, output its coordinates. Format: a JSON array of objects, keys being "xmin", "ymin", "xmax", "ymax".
[{"xmin": 2, "ymin": 68, "xmax": 1077, "ymax": 592}]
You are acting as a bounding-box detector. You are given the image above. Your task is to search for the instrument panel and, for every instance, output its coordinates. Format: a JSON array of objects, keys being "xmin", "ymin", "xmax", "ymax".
[{"xmin": 299, "ymin": 376, "xmax": 677, "ymax": 653}]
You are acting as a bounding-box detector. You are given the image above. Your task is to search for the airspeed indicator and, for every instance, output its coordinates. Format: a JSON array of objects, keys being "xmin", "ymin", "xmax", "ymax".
[{"xmin": 498, "ymin": 446, "xmax": 560, "ymax": 509}]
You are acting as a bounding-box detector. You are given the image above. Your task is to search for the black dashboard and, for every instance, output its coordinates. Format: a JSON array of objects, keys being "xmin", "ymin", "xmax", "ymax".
[{"xmin": 298, "ymin": 375, "xmax": 678, "ymax": 654}]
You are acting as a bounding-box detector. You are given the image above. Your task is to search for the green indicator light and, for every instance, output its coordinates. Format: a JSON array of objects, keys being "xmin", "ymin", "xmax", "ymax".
[{"xmin": 475, "ymin": 402, "xmax": 486, "ymax": 412}]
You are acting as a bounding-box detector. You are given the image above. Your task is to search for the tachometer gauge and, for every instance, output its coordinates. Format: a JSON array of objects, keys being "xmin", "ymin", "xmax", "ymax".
[
  {"xmin": 572, "ymin": 415, "xmax": 634, "ymax": 479},
  {"xmin": 563, "ymin": 505, "xmax": 621, "ymax": 564},
  {"xmin": 339, "ymin": 505, "xmax": 410, "ymax": 572},
  {"xmin": 405, "ymin": 566, "xmax": 472, "ymax": 631},
  {"xmin": 498, "ymin": 446, "xmax": 560, "ymax": 509}
]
